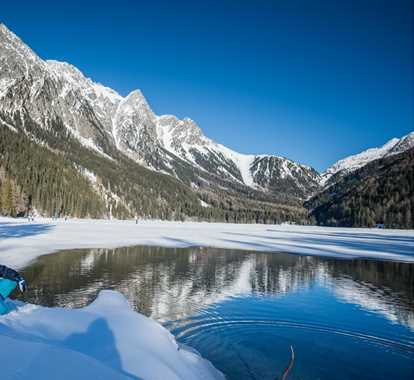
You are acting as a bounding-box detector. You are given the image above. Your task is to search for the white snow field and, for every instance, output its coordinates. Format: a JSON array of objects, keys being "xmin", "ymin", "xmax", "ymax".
[
  {"xmin": 0, "ymin": 216, "xmax": 413, "ymax": 268},
  {"xmin": 0, "ymin": 291, "xmax": 225, "ymax": 380}
]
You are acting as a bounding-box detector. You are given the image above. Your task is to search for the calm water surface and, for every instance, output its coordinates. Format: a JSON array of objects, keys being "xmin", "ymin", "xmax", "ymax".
[{"xmin": 19, "ymin": 246, "xmax": 414, "ymax": 380}]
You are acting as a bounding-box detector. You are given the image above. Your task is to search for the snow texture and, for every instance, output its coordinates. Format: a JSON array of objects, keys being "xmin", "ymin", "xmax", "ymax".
[
  {"xmin": 0, "ymin": 217, "xmax": 413, "ymax": 270},
  {"xmin": 0, "ymin": 290, "xmax": 224, "ymax": 380}
]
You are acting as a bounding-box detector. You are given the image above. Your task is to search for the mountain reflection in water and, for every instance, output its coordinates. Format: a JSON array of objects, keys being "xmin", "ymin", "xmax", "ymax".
[
  {"xmin": 19, "ymin": 246, "xmax": 414, "ymax": 380},
  {"xmin": 20, "ymin": 246, "xmax": 414, "ymax": 329}
]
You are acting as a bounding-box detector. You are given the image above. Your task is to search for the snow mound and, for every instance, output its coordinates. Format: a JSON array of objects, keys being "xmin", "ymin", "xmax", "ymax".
[{"xmin": 0, "ymin": 290, "xmax": 224, "ymax": 380}]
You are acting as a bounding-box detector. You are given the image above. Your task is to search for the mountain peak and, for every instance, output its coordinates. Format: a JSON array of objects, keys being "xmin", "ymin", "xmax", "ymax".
[
  {"xmin": 0, "ymin": 23, "xmax": 43, "ymax": 72},
  {"xmin": 0, "ymin": 23, "xmax": 15, "ymax": 38},
  {"xmin": 321, "ymin": 132, "xmax": 413, "ymax": 187},
  {"xmin": 121, "ymin": 89, "xmax": 154, "ymax": 117},
  {"xmin": 128, "ymin": 89, "xmax": 144, "ymax": 98},
  {"xmin": 0, "ymin": 23, "xmax": 37, "ymax": 57},
  {"xmin": 388, "ymin": 131, "xmax": 414, "ymax": 156},
  {"xmin": 0, "ymin": 23, "xmax": 322, "ymax": 202}
]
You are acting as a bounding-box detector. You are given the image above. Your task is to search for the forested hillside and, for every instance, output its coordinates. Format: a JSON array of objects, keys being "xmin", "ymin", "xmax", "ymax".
[
  {"xmin": 0, "ymin": 121, "xmax": 106, "ymax": 218},
  {"xmin": 306, "ymin": 148, "xmax": 414, "ymax": 228},
  {"xmin": 0, "ymin": 112, "xmax": 310, "ymax": 223}
]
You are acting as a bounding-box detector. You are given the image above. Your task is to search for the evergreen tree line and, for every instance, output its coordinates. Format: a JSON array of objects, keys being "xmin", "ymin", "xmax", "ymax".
[
  {"xmin": 306, "ymin": 147, "xmax": 414, "ymax": 229},
  {"xmin": 0, "ymin": 112, "xmax": 310, "ymax": 223},
  {"xmin": 0, "ymin": 125, "xmax": 106, "ymax": 218},
  {"xmin": 0, "ymin": 172, "xmax": 20, "ymax": 217},
  {"xmin": 2, "ymin": 110, "xmax": 411, "ymax": 228}
]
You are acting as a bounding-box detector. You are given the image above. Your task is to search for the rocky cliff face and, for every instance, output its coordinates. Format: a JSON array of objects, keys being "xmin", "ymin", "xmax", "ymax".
[
  {"xmin": 0, "ymin": 23, "xmax": 322, "ymax": 202},
  {"xmin": 2, "ymin": 23, "xmax": 412, "ymax": 225}
]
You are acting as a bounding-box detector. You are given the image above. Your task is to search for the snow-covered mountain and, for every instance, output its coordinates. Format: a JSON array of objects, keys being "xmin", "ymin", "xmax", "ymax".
[
  {"xmin": 307, "ymin": 145, "xmax": 414, "ymax": 228},
  {"xmin": 2, "ymin": 22, "xmax": 412, "ymax": 226},
  {"xmin": 321, "ymin": 131, "xmax": 414, "ymax": 187},
  {"xmin": 0, "ymin": 23, "xmax": 321, "ymax": 200}
]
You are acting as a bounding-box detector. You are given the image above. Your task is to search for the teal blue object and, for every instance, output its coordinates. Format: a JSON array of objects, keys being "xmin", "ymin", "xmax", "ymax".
[{"xmin": 0, "ymin": 279, "xmax": 17, "ymax": 315}]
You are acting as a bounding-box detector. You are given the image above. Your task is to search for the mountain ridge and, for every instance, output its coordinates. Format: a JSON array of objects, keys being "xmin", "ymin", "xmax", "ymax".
[
  {"xmin": 321, "ymin": 132, "xmax": 414, "ymax": 187},
  {"xmin": 1, "ymin": 22, "xmax": 413, "ymax": 227},
  {"xmin": 0, "ymin": 23, "xmax": 321, "ymax": 200},
  {"xmin": 306, "ymin": 147, "xmax": 414, "ymax": 228},
  {"xmin": 0, "ymin": 23, "xmax": 314, "ymax": 222}
]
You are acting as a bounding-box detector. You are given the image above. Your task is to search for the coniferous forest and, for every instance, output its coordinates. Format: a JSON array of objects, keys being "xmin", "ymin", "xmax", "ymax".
[
  {"xmin": 306, "ymin": 147, "xmax": 414, "ymax": 229},
  {"xmin": 1, "ymin": 111, "xmax": 413, "ymax": 228},
  {"xmin": 0, "ymin": 21, "xmax": 412, "ymax": 229},
  {"xmin": 0, "ymin": 113, "xmax": 309, "ymax": 224}
]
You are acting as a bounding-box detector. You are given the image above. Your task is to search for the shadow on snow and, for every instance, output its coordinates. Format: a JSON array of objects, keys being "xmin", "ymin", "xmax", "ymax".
[{"xmin": 0, "ymin": 221, "xmax": 54, "ymax": 240}]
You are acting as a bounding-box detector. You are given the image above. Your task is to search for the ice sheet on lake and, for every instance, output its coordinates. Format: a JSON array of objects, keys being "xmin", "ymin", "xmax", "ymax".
[{"xmin": 0, "ymin": 217, "xmax": 413, "ymax": 269}]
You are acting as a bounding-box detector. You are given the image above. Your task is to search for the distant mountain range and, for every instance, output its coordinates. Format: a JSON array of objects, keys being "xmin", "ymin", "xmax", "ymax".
[
  {"xmin": 307, "ymin": 146, "xmax": 414, "ymax": 228},
  {"xmin": 0, "ymin": 23, "xmax": 413, "ymax": 227},
  {"xmin": 313, "ymin": 129, "xmax": 414, "ymax": 229},
  {"xmin": 321, "ymin": 132, "xmax": 414, "ymax": 187}
]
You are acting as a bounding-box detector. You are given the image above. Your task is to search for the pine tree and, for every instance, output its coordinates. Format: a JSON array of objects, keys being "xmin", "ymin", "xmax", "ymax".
[{"xmin": 1, "ymin": 177, "xmax": 15, "ymax": 216}]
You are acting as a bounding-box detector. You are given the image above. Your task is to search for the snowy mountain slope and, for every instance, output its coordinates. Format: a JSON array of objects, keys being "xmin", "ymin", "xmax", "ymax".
[
  {"xmin": 2, "ymin": 21, "xmax": 412, "ymax": 224},
  {"xmin": 321, "ymin": 131, "xmax": 414, "ymax": 187},
  {"xmin": 251, "ymin": 155, "xmax": 321, "ymax": 197},
  {"xmin": 388, "ymin": 131, "xmax": 414, "ymax": 156},
  {"xmin": 113, "ymin": 89, "xmax": 164, "ymax": 166},
  {"xmin": 307, "ymin": 146, "xmax": 414, "ymax": 228},
  {"xmin": 0, "ymin": 24, "xmax": 117, "ymax": 157},
  {"xmin": 111, "ymin": 90, "xmax": 320, "ymax": 197},
  {"xmin": 0, "ymin": 23, "xmax": 321, "ymax": 201},
  {"xmin": 46, "ymin": 60, "xmax": 122, "ymax": 136},
  {"xmin": 157, "ymin": 115, "xmax": 256, "ymax": 185}
]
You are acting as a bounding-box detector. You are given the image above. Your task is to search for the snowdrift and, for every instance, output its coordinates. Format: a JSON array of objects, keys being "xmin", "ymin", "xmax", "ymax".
[{"xmin": 0, "ymin": 290, "xmax": 224, "ymax": 380}]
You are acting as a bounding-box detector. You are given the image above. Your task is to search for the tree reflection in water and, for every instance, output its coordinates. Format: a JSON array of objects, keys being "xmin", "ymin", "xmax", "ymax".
[{"xmin": 19, "ymin": 246, "xmax": 414, "ymax": 329}]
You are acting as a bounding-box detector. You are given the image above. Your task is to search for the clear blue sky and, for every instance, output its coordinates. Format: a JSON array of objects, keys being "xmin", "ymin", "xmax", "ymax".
[{"xmin": 2, "ymin": 0, "xmax": 413, "ymax": 171}]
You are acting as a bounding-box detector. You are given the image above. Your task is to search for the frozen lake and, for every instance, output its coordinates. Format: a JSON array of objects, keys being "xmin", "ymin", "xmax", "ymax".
[{"xmin": 18, "ymin": 246, "xmax": 414, "ymax": 380}]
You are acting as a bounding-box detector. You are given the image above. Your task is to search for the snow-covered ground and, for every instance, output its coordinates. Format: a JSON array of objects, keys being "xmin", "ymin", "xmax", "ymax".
[
  {"xmin": 0, "ymin": 217, "xmax": 413, "ymax": 379},
  {"xmin": 0, "ymin": 291, "xmax": 224, "ymax": 380},
  {"xmin": 1, "ymin": 216, "xmax": 413, "ymax": 268}
]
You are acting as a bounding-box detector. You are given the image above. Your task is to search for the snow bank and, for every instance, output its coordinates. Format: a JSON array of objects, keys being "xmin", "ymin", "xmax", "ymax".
[
  {"xmin": 0, "ymin": 290, "xmax": 224, "ymax": 380},
  {"xmin": 0, "ymin": 217, "xmax": 413, "ymax": 269}
]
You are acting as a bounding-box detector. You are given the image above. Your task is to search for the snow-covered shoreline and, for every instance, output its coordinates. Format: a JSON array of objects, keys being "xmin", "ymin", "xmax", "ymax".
[
  {"xmin": 1, "ymin": 216, "xmax": 413, "ymax": 269},
  {"xmin": 1, "ymin": 217, "xmax": 413, "ymax": 379},
  {"xmin": 0, "ymin": 291, "xmax": 225, "ymax": 380}
]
